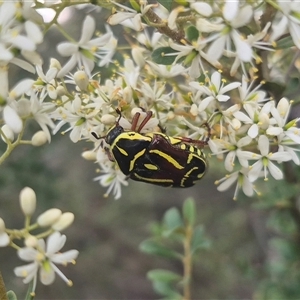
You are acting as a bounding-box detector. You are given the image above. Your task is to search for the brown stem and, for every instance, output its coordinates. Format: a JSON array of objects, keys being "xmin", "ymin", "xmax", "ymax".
[
  {"xmin": 183, "ymin": 225, "xmax": 193, "ymax": 300},
  {"xmin": 0, "ymin": 272, "xmax": 8, "ymax": 300}
]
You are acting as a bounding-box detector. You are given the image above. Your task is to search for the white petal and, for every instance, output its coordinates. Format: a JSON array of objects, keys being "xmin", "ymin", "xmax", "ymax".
[
  {"xmin": 79, "ymin": 16, "xmax": 95, "ymax": 44},
  {"xmin": 223, "ymin": 1, "xmax": 238, "ymax": 21},
  {"xmin": 40, "ymin": 265, "xmax": 55, "ymax": 285},
  {"xmin": 25, "ymin": 21, "xmax": 43, "ymax": 44},
  {"xmin": 0, "ymin": 232, "xmax": 9, "ymax": 247},
  {"xmin": 11, "ymin": 35, "xmax": 36, "ymax": 52},
  {"xmin": 231, "ymin": 30, "xmax": 252, "ymax": 62},
  {"xmin": 51, "ymin": 249, "xmax": 79, "ymax": 264},
  {"xmin": 3, "ymin": 106, "xmax": 23, "ymax": 133},
  {"xmin": 217, "ymin": 172, "xmax": 238, "ymax": 191},
  {"xmin": 248, "ymin": 160, "xmax": 263, "ymax": 182},
  {"xmin": 224, "ymin": 151, "xmax": 235, "ymax": 171},
  {"xmin": 191, "ymin": 2, "xmax": 212, "ymax": 17},
  {"xmin": 57, "ymin": 55, "xmax": 78, "ymax": 77},
  {"xmin": 258, "ymin": 135, "xmax": 269, "ymax": 156},
  {"xmin": 289, "ymin": 21, "xmax": 300, "ymax": 49},
  {"xmin": 211, "ymin": 71, "xmax": 221, "ymax": 91},
  {"xmin": 216, "ymin": 94, "xmax": 230, "ymax": 102},
  {"xmin": 107, "ymin": 12, "xmax": 136, "ymax": 25},
  {"xmin": 268, "ymin": 161, "xmax": 283, "ymax": 180},
  {"xmin": 46, "ymin": 232, "xmax": 66, "ymax": 255},
  {"xmin": 242, "ymin": 177, "xmax": 254, "ymax": 197},
  {"xmin": 248, "ymin": 123, "xmax": 258, "ymax": 138},
  {"xmin": 207, "ymin": 35, "xmax": 226, "ymax": 61},
  {"xmin": 219, "ymin": 82, "xmax": 241, "ymax": 94},
  {"xmin": 57, "ymin": 42, "xmax": 78, "ymax": 56},
  {"xmin": 18, "ymin": 247, "xmax": 39, "ymax": 261},
  {"xmin": 266, "ymin": 126, "xmax": 283, "ymax": 136}
]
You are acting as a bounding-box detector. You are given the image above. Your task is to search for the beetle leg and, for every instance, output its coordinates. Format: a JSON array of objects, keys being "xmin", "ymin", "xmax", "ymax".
[
  {"xmin": 136, "ymin": 111, "xmax": 153, "ymax": 132},
  {"xmin": 131, "ymin": 112, "xmax": 141, "ymax": 131},
  {"xmin": 175, "ymin": 122, "xmax": 211, "ymax": 147},
  {"xmin": 131, "ymin": 110, "xmax": 153, "ymax": 132}
]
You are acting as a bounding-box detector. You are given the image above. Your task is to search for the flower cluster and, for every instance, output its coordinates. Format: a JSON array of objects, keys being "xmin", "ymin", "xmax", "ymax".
[
  {"xmin": 0, "ymin": 187, "xmax": 78, "ymax": 296},
  {"xmin": 0, "ymin": 0, "xmax": 300, "ymax": 201}
]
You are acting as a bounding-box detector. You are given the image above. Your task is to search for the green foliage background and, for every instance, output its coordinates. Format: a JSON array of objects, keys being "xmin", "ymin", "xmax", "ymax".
[{"xmin": 1, "ymin": 5, "xmax": 300, "ymax": 300}]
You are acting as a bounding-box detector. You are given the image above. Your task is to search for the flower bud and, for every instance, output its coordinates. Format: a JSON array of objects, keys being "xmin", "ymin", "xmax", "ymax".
[
  {"xmin": 131, "ymin": 107, "xmax": 143, "ymax": 117},
  {"xmin": 74, "ymin": 70, "xmax": 89, "ymax": 91},
  {"xmin": 19, "ymin": 187, "xmax": 36, "ymax": 217},
  {"xmin": 32, "ymin": 131, "xmax": 48, "ymax": 146},
  {"xmin": 190, "ymin": 104, "xmax": 198, "ymax": 117},
  {"xmin": 52, "ymin": 212, "xmax": 74, "ymax": 231},
  {"xmin": 37, "ymin": 208, "xmax": 62, "ymax": 227},
  {"xmin": 25, "ymin": 235, "xmax": 38, "ymax": 248},
  {"xmin": 0, "ymin": 218, "xmax": 5, "ymax": 233},
  {"xmin": 132, "ymin": 47, "xmax": 146, "ymax": 67},
  {"xmin": 81, "ymin": 150, "xmax": 97, "ymax": 161},
  {"xmin": 56, "ymin": 85, "xmax": 66, "ymax": 96},
  {"xmin": 0, "ymin": 218, "xmax": 9, "ymax": 247},
  {"xmin": 101, "ymin": 114, "xmax": 116, "ymax": 125},
  {"xmin": 50, "ymin": 58, "xmax": 61, "ymax": 70},
  {"xmin": 1, "ymin": 124, "xmax": 14, "ymax": 143},
  {"xmin": 123, "ymin": 86, "xmax": 133, "ymax": 104}
]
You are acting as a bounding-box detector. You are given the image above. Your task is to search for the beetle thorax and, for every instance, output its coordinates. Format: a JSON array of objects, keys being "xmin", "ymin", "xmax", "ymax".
[{"xmin": 105, "ymin": 125, "xmax": 124, "ymax": 145}]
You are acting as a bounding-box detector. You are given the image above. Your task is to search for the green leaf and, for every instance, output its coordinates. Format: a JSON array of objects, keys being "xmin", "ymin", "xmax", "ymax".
[
  {"xmin": 157, "ymin": 0, "xmax": 173, "ymax": 11},
  {"xmin": 151, "ymin": 47, "xmax": 176, "ymax": 65},
  {"xmin": 186, "ymin": 25, "xmax": 199, "ymax": 42},
  {"xmin": 163, "ymin": 207, "xmax": 184, "ymax": 235},
  {"xmin": 139, "ymin": 240, "xmax": 181, "ymax": 260},
  {"xmin": 147, "ymin": 269, "xmax": 182, "ymax": 283},
  {"xmin": 191, "ymin": 225, "xmax": 211, "ymax": 253},
  {"xmin": 152, "ymin": 281, "xmax": 182, "ymax": 298},
  {"xmin": 183, "ymin": 197, "xmax": 196, "ymax": 226},
  {"xmin": 7, "ymin": 291, "xmax": 18, "ymax": 300},
  {"xmin": 275, "ymin": 36, "xmax": 294, "ymax": 49}
]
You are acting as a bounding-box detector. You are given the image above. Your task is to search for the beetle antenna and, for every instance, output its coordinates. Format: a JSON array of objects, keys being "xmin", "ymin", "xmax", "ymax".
[{"xmin": 201, "ymin": 122, "xmax": 211, "ymax": 143}]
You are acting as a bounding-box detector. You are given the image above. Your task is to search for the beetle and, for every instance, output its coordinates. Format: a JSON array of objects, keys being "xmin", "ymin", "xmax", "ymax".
[{"xmin": 93, "ymin": 109, "xmax": 210, "ymax": 188}]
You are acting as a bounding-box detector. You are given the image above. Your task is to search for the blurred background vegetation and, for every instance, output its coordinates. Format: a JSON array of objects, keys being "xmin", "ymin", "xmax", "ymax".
[{"xmin": 1, "ymin": 5, "xmax": 300, "ymax": 300}]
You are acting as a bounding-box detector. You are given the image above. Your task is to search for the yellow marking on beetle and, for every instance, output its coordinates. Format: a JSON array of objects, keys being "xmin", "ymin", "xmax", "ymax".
[
  {"xmin": 185, "ymin": 167, "xmax": 198, "ymax": 177},
  {"xmin": 116, "ymin": 145, "xmax": 128, "ymax": 156},
  {"xmin": 111, "ymin": 132, "xmax": 151, "ymax": 149},
  {"xmin": 129, "ymin": 149, "xmax": 146, "ymax": 171},
  {"xmin": 144, "ymin": 164, "xmax": 158, "ymax": 170},
  {"xmin": 133, "ymin": 173, "xmax": 174, "ymax": 184},
  {"xmin": 180, "ymin": 144, "xmax": 187, "ymax": 150},
  {"xmin": 149, "ymin": 149, "xmax": 184, "ymax": 169}
]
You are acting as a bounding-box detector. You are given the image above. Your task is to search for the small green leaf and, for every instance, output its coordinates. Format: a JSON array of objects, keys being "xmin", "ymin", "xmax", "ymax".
[
  {"xmin": 191, "ymin": 225, "xmax": 211, "ymax": 253},
  {"xmin": 147, "ymin": 269, "xmax": 182, "ymax": 283},
  {"xmin": 139, "ymin": 240, "xmax": 181, "ymax": 260},
  {"xmin": 7, "ymin": 291, "xmax": 18, "ymax": 300},
  {"xmin": 275, "ymin": 36, "xmax": 294, "ymax": 49},
  {"xmin": 152, "ymin": 281, "xmax": 182, "ymax": 298},
  {"xmin": 163, "ymin": 207, "xmax": 184, "ymax": 232},
  {"xmin": 151, "ymin": 47, "xmax": 176, "ymax": 65},
  {"xmin": 183, "ymin": 197, "xmax": 196, "ymax": 226},
  {"xmin": 186, "ymin": 26, "xmax": 199, "ymax": 42},
  {"xmin": 157, "ymin": 0, "xmax": 173, "ymax": 10}
]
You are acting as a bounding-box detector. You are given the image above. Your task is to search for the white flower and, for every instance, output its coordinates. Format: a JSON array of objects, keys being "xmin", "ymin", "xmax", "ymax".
[
  {"xmin": 169, "ymin": 39, "xmax": 220, "ymax": 78},
  {"xmin": 270, "ymin": 1, "xmax": 300, "ymax": 49},
  {"xmin": 248, "ymin": 135, "xmax": 292, "ymax": 182},
  {"xmin": 14, "ymin": 232, "xmax": 79, "ymax": 294},
  {"xmin": 190, "ymin": 71, "xmax": 240, "ymax": 111},
  {"xmin": 94, "ymin": 162, "xmax": 129, "ymax": 200},
  {"xmin": 0, "ymin": 218, "xmax": 9, "ymax": 247},
  {"xmin": 57, "ymin": 16, "xmax": 112, "ymax": 77},
  {"xmin": 216, "ymin": 168, "xmax": 256, "ymax": 200},
  {"xmin": 204, "ymin": 1, "xmax": 253, "ymax": 62}
]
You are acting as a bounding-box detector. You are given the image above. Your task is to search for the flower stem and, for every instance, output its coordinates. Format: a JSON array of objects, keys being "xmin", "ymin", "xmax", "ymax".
[
  {"xmin": 0, "ymin": 271, "xmax": 8, "ymax": 300},
  {"xmin": 183, "ymin": 224, "xmax": 193, "ymax": 300}
]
